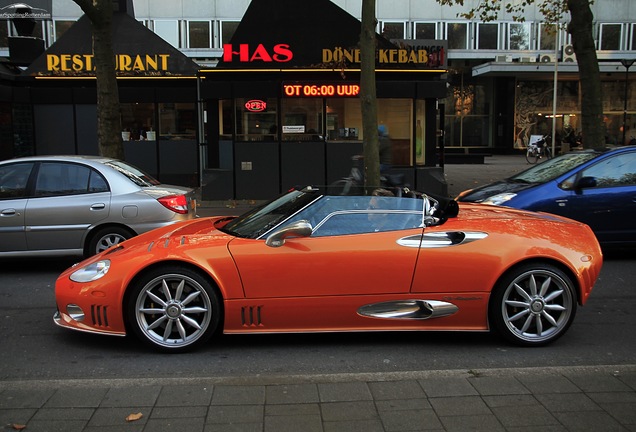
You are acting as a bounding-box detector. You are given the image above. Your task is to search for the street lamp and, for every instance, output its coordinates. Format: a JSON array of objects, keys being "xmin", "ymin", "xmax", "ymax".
[{"xmin": 621, "ymin": 58, "xmax": 635, "ymax": 145}]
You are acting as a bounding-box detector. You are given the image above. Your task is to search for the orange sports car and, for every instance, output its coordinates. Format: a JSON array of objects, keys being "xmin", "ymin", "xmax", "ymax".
[{"xmin": 54, "ymin": 186, "xmax": 603, "ymax": 353}]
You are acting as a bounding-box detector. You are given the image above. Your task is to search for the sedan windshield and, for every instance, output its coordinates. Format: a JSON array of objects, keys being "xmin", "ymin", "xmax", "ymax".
[
  {"xmin": 511, "ymin": 151, "xmax": 600, "ymax": 184},
  {"xmin": 221, "ymin": 187, "xmax": 321, "ymax": 238}
]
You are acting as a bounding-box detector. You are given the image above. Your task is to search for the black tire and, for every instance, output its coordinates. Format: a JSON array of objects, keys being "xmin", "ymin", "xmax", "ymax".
[
  {"xmin": 489, "ymin": 263, "xmax": 577, "ymax": 346},
  {"xmin": 87, "ymin": 226, "xmax": 134, "ymax": 257},
  {"xmin": 125, "ymin": 266, "xmax": 221, "ymax": 353},
  {"xmin": 525, "ymin": 147, "xmax": 538, "ymax": 164}
]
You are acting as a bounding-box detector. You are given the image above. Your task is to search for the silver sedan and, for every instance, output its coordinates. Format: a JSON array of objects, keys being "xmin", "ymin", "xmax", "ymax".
[{"xmin": 0, "ymin": 155, "xmax": 197, "ymax": 257}]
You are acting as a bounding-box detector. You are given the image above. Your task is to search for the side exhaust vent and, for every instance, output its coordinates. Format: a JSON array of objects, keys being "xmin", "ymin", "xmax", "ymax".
[{"xmin": 241, "ymin": 306, "xmax": 263, "ymax": 327}]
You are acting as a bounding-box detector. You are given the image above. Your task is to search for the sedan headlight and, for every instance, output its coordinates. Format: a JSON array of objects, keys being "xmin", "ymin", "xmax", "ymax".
[
  {"xmin": 70, "ymin": 260, "xmax": 111, "ymax": 283},
  {"xmin": 481, "ymin": 193, "xmax": 517, "ymax": 206}
]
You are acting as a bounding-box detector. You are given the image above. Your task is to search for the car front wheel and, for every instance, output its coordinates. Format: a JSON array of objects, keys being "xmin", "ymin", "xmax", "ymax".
[
  {"xmin": 489, "ymin": 263, "xmax": 577, "ymax": 346},
  {"xmin": 126, "ymin": 266, "xmax": 221, "ymax": 353}
]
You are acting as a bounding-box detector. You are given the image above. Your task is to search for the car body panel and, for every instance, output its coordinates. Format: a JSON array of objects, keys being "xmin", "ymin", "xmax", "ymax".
[
  {"xmin": 457, "ymin": 146, "xmax": 636, "ymax": 247},
  {"xmin": 25, "ymin": 191, "xmax": 111, "ymax": 251},
  {"xmin": 228, "ymin": 229, "xmax": 422, "ymax": 299},
  {"xmin": 0, "ymin": 197, "xmax": 28, "ymax": 252}
]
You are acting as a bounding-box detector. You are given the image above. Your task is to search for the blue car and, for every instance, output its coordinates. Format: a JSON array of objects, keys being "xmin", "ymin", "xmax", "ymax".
[{"xmin": 456, "ymin": 146, "xmax": 636, "ymax": 248}]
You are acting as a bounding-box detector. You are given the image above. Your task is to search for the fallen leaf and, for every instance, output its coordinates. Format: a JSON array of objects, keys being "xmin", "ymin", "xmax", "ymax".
[
  {"xmin": 11, "ymin": 424, "xmax": 27, "ymax": 430},
  {"xmin": 125, "ymin": 412, "xmax": 143, "ymax": 422}
]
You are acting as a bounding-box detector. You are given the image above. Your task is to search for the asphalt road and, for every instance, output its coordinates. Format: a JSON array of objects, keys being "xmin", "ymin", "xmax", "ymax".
[{"xmin": 1, "ymin": 248, "xmax": 634, "ymax": 383}]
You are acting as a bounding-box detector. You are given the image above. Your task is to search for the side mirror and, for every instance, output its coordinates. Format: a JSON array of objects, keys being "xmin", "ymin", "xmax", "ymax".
[
  {"xmin": 265, "ymin": 220, "xmax": 313, "ymax": 247},
  {"xmin": 576, "ymin": 176, "xmax": 597, "ymax": 190}
]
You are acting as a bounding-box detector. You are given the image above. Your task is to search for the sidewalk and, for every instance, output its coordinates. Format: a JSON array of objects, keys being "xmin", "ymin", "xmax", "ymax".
[{"xmin": 1, "ymin": 365, "xmax": 635, "ymax": 431}]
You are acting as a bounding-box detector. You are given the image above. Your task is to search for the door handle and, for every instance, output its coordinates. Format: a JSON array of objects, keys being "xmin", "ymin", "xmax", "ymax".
[
  {"xmin": 1, "ymin": 208, "xmax": 17, "ymax": 216},
  {"xmin": 90, "ymin": 203, "xmax": 106, "ymax": 210}
]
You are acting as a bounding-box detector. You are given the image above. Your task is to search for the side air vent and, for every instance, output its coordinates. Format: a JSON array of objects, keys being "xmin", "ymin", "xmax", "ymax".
[
  {"xmin": 90, "ymin": 304, "xmax": 110, "ymax": 327},
  {"xmin": 241, "ymin": 306, "xmax": 263, "ymax": 327}
]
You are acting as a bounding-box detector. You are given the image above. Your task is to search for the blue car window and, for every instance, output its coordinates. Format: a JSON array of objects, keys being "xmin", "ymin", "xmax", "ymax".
[{"xmin": 579, "ymin": 152, "xmax": 636, "ymax": 188}]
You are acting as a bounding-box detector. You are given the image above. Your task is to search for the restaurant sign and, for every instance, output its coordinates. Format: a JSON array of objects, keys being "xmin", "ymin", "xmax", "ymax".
[{"xmin": 45, "ymin": 53, "xmax": 171, "ymax": 73}]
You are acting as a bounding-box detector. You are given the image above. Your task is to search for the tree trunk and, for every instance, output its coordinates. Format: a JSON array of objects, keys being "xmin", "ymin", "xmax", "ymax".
[
  {"xmin": 74, "ymin": 0, "xmax": 123, "ymax": 159},
  {"xmin": 567, "ymin": 0, "xmax": 603, "ymax": 148},
  {"xmin": 360, "ymin": 0, "xmax": 380, "ymax": 191}
]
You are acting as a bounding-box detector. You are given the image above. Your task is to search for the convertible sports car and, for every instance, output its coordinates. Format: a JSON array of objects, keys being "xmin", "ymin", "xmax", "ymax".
[{"xmin": 54, "ymin": 186, "xmax": 603, "ymax": 352}]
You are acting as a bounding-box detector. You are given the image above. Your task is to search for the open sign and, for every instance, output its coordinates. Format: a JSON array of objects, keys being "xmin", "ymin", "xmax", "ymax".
[{"xmin": 245, "ymin": 100, "xmax": 267, "ymax": 112}]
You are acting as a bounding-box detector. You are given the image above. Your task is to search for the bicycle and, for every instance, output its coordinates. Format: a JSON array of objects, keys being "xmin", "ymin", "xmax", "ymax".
[
  {"xmin": 525, "ymin": 135, "xmax": 552, "ymax": 164},
  {"xmin": 328, "ymin": 155, "xmax": 365, "ymax": 195}
]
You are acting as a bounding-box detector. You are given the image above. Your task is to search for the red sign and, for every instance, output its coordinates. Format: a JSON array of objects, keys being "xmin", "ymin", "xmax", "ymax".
[
  {"xmin": 245, "ymin": 100, "xmax": 267, "ymax": 112},
  {"xmin": 223, "ymin": 44, "xmax": 293, "ymax": 63}
]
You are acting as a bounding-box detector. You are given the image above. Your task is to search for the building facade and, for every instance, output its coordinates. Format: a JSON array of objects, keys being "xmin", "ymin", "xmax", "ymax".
[{"xmin": 1, "ymin": 0, "xmax": 635, "ymax": 199}]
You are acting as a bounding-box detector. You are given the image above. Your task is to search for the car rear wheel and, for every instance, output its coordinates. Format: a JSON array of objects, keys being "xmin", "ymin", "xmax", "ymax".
[
  {"xmin": 489, "ymin": 263, "xmax": 577, "ymax": 346},
  {"xmin": 88, "ymin": 226, "xmax": 133, "ymax": 256},
  {"xmin": 126, "ymin": 266, "xmax": 220, "ymax": 353}
]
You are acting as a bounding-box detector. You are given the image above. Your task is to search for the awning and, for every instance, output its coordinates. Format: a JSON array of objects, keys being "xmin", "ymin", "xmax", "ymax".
[{"xmin": 23, "ymin": 12, "xmax": 198, "ymax": 78}]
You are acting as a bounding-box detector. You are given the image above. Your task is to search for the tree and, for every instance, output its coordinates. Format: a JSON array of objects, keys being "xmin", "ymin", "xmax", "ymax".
[
  {"xmin": 437, "ymin": 0, "xmax": 603, "ymax": 148},
  {"xmin": 73, "ymin": 0, "xmax": 124, "ymax": 159},
  {"xmin": 360, "ymin": 0, "xmax": 381, "ymax": 190}
]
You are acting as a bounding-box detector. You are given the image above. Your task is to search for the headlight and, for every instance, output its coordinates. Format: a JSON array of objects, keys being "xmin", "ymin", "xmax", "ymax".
[
  {"xmin": 70, "ymin": 260, "xmax": 111, "ymax": 283},
  {"xmin": 481, "ymin": 193, "xmax": 517, "ymax": 206}
]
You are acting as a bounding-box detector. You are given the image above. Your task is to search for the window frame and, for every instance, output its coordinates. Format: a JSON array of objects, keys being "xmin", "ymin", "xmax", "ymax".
[{"xmin": 598, "ymin": 22, "xmax": 624, "ymax": 51}]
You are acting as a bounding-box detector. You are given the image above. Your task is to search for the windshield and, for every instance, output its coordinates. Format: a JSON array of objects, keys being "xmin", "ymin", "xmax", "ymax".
[
  {"xmin": 105, "ymin": 160, "xmax": 161, "ymax": 187},
  {"xmin": 511, "ymin": 151, "xmax": 600, "ymax": 183},
  {"xmin": 221, "ymin": 187, "xmax": 321, "ymax": 238}
]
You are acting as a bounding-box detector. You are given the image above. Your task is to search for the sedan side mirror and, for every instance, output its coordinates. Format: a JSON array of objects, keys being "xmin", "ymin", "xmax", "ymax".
[
  {"xmin": 575, "ymin": 176, "xmax": 597, "ymax": 190},
  {"xmin": 265, "ymin": 220, "xmax": 313, "ymax": 247}
]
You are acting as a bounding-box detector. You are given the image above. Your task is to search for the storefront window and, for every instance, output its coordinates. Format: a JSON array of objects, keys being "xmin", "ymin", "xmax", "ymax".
[
  {"xmin": 378, "ymin": 99, "xmax": 413, "ymax": 165},
  {"xmin": 599, "ymin": 23, "xmax": 623, "ymax": 51},
  {"xmin": 121, "ymin": 103, "xmax": 155, "ymax": 141},
  {"xmin": 235, "ymin": 98, "xmax": 278, "ymax": 141},
  {"xmin": 477, "ymin": 23, "xmax": 498, "ymax": 50},
  {"xmin": 446, "ymin": 22, "xmax": 468, "ymax": 50},
  {"xmin": 444, "ymin": 76, "xmax": 490, "ymax": 148},
  {"xmin": 325, "ymin": 98, "xmax": 360, "ymax": 141},
  {"xmin": 159, "ymin": 103, "xmax": 195, "ymax": 140},
  {"xmin": 509, "ymin": 23, "xmax": 530, "ymax": 50},
  {"xmin": 219, "ymin": 99, "xmax": 233, "ymax": 139},
  {"xmin": 281, "ymin": 98, "xmax": 322, "ymax": 141},
  {"xmin": 414, "ymin": 22, "xmax": 436, "ymax": 39},
  {"xmin": 188, "ymin": 21, "xmax": 211, "ymax": 49}
]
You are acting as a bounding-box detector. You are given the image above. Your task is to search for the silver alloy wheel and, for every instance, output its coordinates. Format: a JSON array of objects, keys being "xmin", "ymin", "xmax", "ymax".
[
  {"xmin": 95, "ymin": 232, "xmax": 127, "ymax": 253},
  {"xmin": 134, "ymin": 273, "xmax": 213, "ymax": 349},
  {"xmin": 499, "ymin": 269, "xmax": 574, "ymax": 344}
]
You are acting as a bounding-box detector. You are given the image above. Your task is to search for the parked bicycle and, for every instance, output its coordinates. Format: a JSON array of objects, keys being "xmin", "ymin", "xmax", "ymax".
[
  {"xmin": 328, "ymin": 155, "xmax": 410, "ymax": 196},
  {"xmin": 525, "ymin": 135, "xmax": 552, "ymax": 164}
]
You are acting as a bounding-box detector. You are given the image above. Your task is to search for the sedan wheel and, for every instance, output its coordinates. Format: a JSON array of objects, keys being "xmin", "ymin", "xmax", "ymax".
[
  {"xmin": 88, "ymin": 226, "xmax": 133, "ymax": 256},
  {"xmin": 127, "ymin": 267, "xmax": 220, "ymax": 353},
  {"xmin": 490, "ymin": 264, "xmax": 577, "ymax": 346}
]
